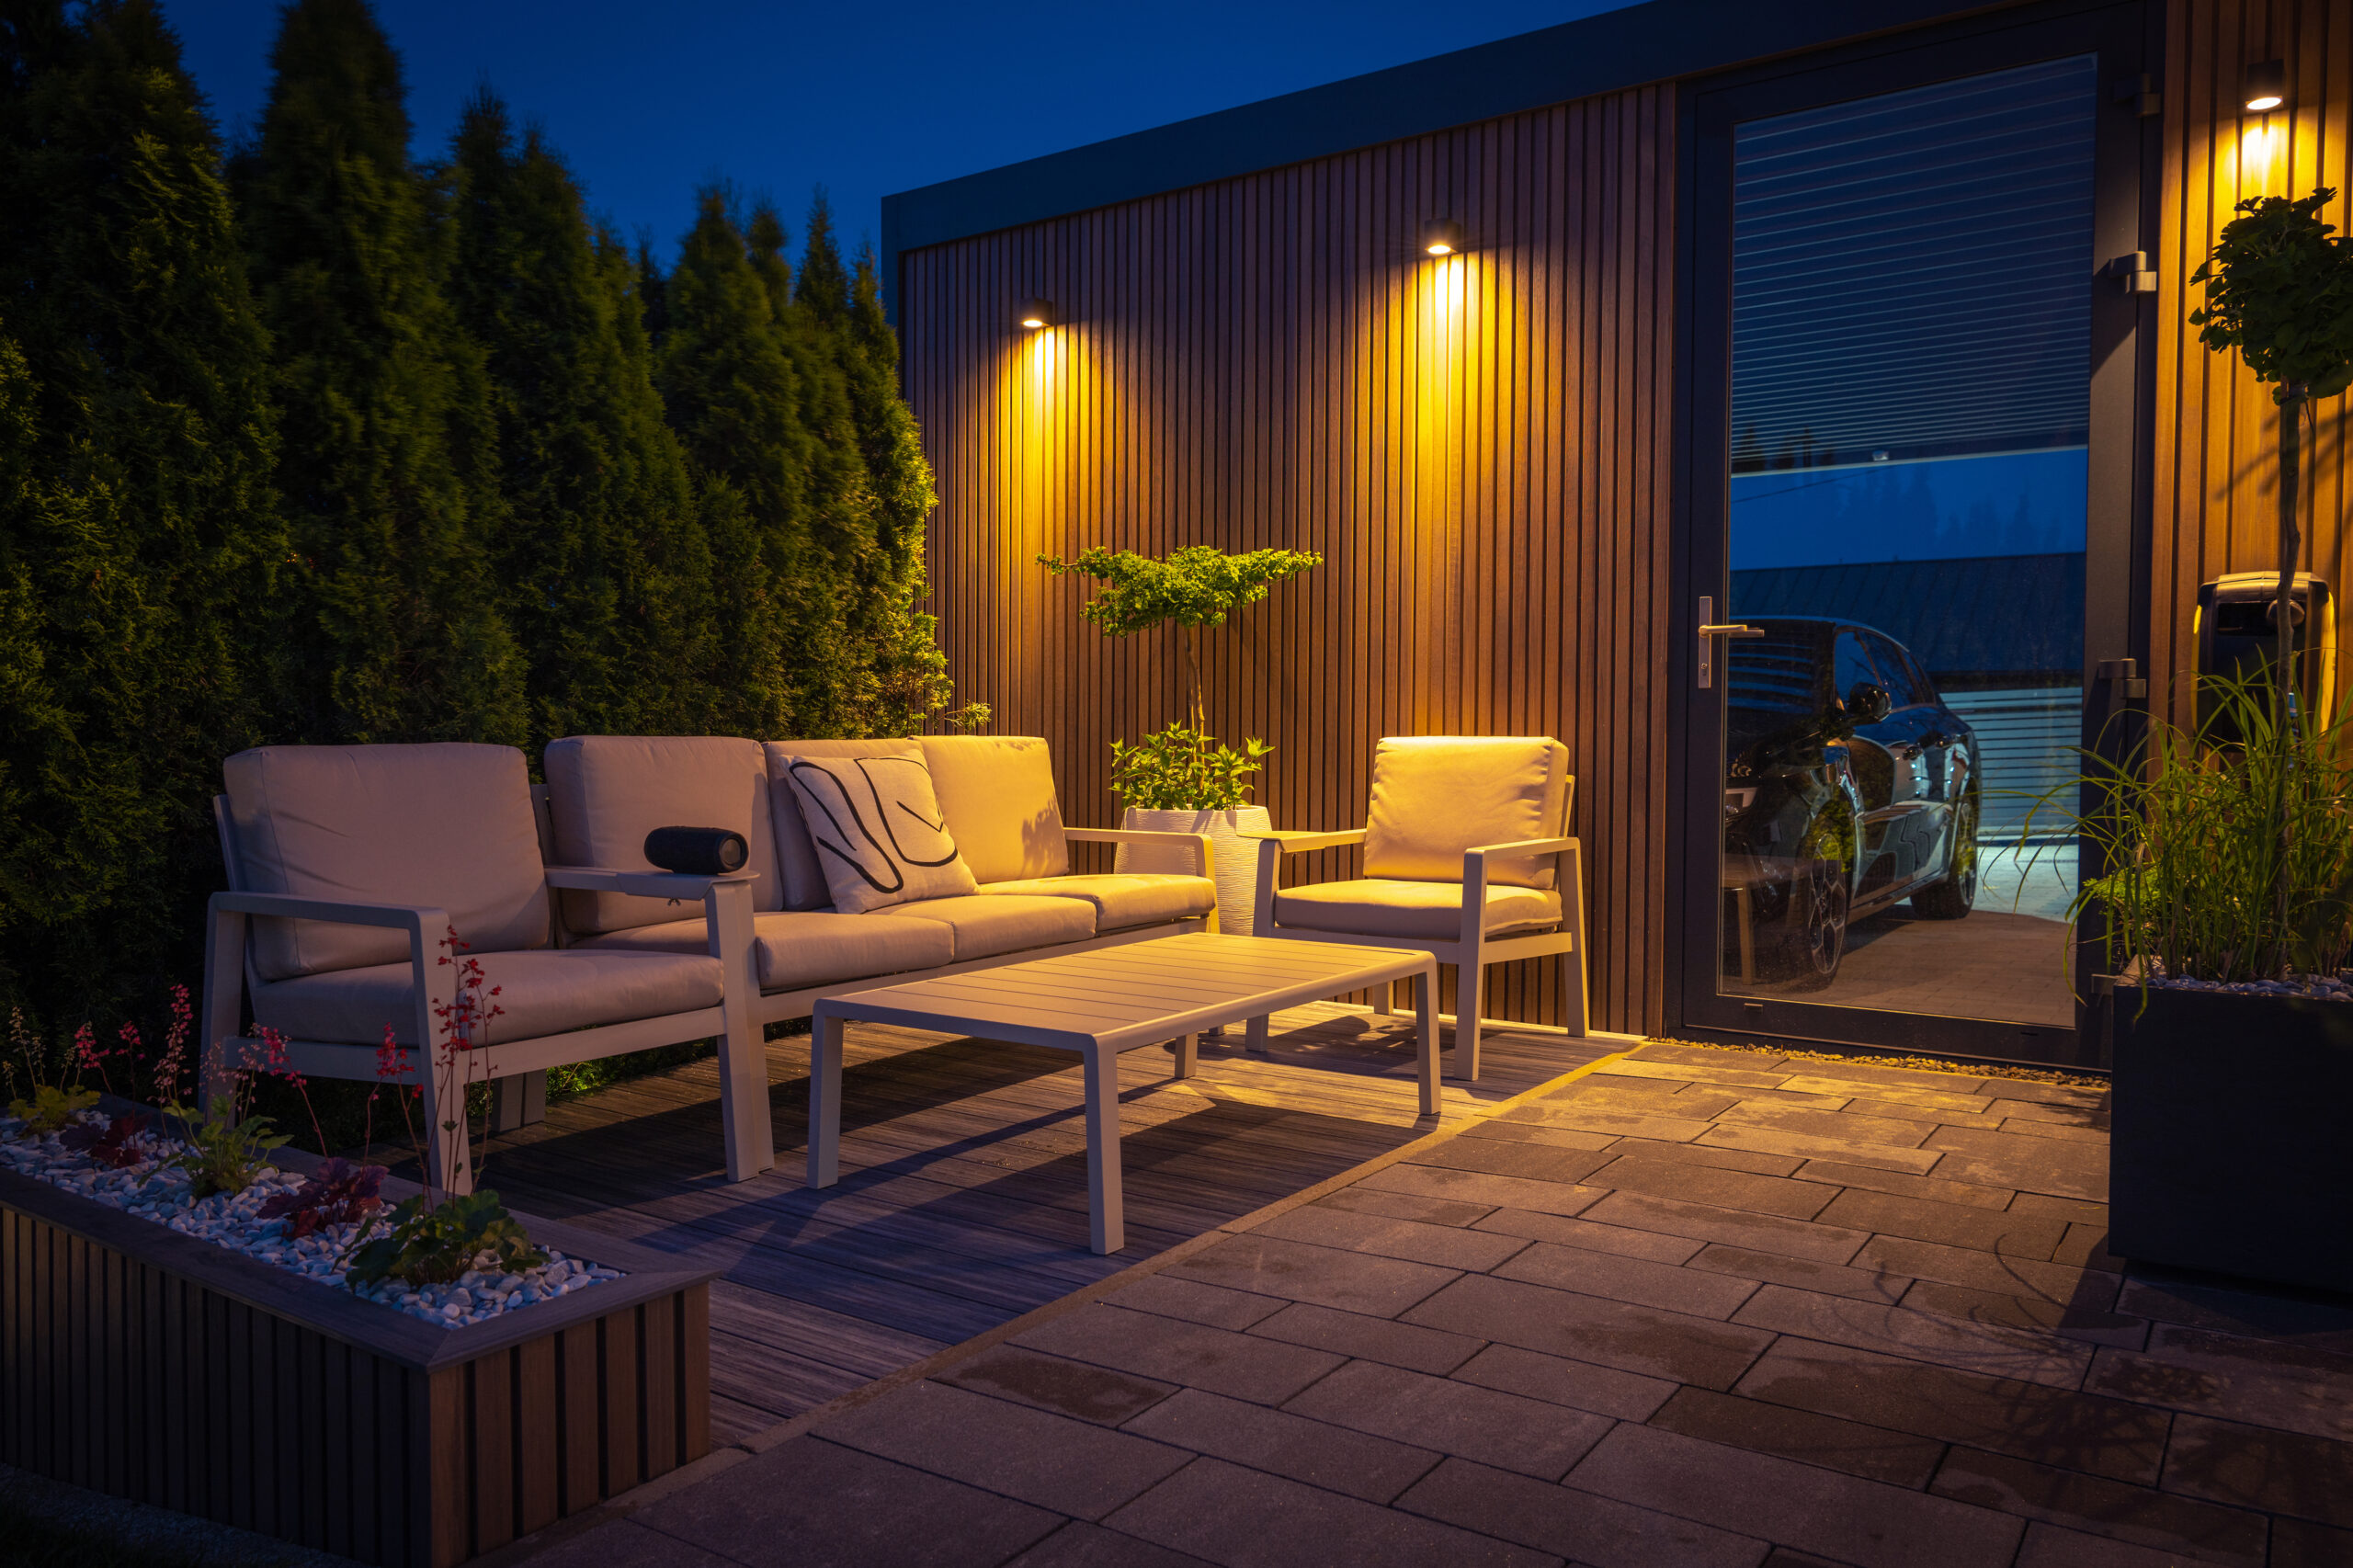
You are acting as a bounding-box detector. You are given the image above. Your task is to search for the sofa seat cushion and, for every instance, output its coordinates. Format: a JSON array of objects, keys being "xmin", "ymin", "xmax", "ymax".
[
  {"xmin": 578, "ymin": 911, "xmax": 955, "ymax": 992},
  {"xmin": 891, "ymin": 894, "xmax": 1096, "ymax": 960},
  {"xmin": 980, "ymin": 875, "xmax": 1214, "ymax": 932},
  {"xmin": 251, "ymin": 949, "xmax": 723, "ymax": 1048},
  {"xmin": 1273, "ymin": 879, "xmax": 1563, "ymax": 942}
]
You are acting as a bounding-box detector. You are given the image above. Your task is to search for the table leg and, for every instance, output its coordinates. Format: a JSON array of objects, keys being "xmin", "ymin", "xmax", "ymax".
[
  {"xmin": 1414, "ymin": 964, "xmax": 1439, "ymax": 1119},
  {"xmin": 1245, "ymin": 1013, "xmax": 1270, "ymax": 1056},
  {"xmin": 1082, "ymin": 1045, "xmax": 1124, "ymax": 1255},
  {"xmin": 807, "ymin": 1014, "xmax": 844, "ymax": 1189},
  {"xmin": 1372, "ymin": 982, "xmax": 1392, "ymax": 1017},
  {"xmin": 1175, "ymin": 1033, "xmax": 1197, "ymax": 1079}
]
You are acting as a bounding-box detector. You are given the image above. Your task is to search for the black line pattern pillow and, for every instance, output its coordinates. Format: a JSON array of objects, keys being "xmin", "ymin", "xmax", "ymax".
[{"xmin": 779, "ymin": 753, "xmax": 979, "ymax": 914}]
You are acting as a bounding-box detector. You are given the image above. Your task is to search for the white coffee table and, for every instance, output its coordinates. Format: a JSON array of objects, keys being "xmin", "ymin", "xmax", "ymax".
[{"xmin": 805, "ymin": 932, "xmax": 1440, "ymax": 1253}]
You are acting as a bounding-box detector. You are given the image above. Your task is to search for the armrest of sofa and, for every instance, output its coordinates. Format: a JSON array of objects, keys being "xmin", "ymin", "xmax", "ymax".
[
  {"xmin": 543, "ymin": 866, "xmax": 759, "ymax": 900},
  {"xmin": 1063, "ymin": 827, "xmax": 1215, "ymax": 881}
]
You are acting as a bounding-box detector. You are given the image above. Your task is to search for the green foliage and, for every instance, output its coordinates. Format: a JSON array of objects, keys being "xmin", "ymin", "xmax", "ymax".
[
  {"xmin": 1038, "ymin": 545, "xmax": 1324, "ymax": 637},
  {"xmin": 160, "ymin": 1100, "xmax": 290, "ymax": 1199},
  {"xmin": 6, "ymin": 1085, "xmax": 101, "ymax": 1135},
  {"xmin": 1109, "ymin": 724, "xmax": 1273, "ymax": 812},
  {"xmin": 347, "ymin": 1188, "xmax": 545, "ymax": 1288},
  {"xmin": 2190, "ymin": 189, "xmax": 2353, "ymax": 401},
  {"xmin": 2021, "ymin": 675, "xmax": 2353, "ymax": 985}
]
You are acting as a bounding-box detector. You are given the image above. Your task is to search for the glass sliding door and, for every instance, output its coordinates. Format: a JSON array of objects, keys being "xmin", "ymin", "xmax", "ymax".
[{"xmin": 1678, "ymin": 6, "xmax": 2151, "ymax": 1064}]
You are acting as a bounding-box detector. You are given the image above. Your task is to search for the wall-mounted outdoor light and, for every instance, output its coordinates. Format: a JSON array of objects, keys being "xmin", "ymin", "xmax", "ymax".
[
  {"xmin": 1017, "ymin": 298, "xmax": 1055, "ymax": 329},
  {"xmin": 1420, "ymin": 220, "xmax": 1464, "ymax": 256},
  {"xmin": 2243, "ymin": 60, "xmax": 2288, "ymax": 114}
]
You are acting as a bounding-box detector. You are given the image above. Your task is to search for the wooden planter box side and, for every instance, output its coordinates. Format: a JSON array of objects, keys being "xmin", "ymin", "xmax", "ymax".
[{"xmin": 0, "ymin": 1161, "xmax": 712, "ymax": 1568}]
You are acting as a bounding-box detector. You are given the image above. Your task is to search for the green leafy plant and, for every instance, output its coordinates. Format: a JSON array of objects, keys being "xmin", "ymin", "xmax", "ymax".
[
  {"xmin": 1109, "ymin": 723, "xmax": 1275, "ymax": 812},
  {"xmin": 2021, "ymin": 673, "xmax": 2353, "ymax": 988},
  {"xmin": 345, "ymin": 1189, "xmax": 546, "ymax": 1289},
  {"xmin": 1038, "ymin": 545, "xmax": 1320, "ymax": 809},
  {"xmin": 159, "ymin": 1102, "xmax": 290, "ymax": 1199},
  {"xmin": 7, "ymin": 1084, "xmax": 101, "ymax": 1135}
]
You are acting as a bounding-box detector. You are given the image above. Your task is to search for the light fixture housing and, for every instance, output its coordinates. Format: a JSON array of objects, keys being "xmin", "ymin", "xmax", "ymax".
[
  {"xmin": 1017, "ymin": 298, "xmax": 1055, "ymax": 329},
  {"xmin": 2243, "ymin": 59, "xmax": 2288, "ymax": 113},
  {"xmin": 1420, "ymin": 219, "xmax": 1465, "ymax": 256}
]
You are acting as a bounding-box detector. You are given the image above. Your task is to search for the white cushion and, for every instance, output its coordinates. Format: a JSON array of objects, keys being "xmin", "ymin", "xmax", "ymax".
[
  {"xmin": 224, "ymin": 744, "xmax": 549, "ymax": 981},
  {"xmin": 776, "ymin": 750, "xmax": 980, "ymax": 914},
  {"xmin": 980, "ymin": 875, "xmax": 1213, "ymax": 932},
  {"xmin": 891, "ymin": 894, "xmax": 1095, "ymax": 960},
  {"xmin": 250, "ymin": 948, "xmax": 721, "ymax": 1047},
  {"xmin": 919, "ymin": 735, "xmax": 1071, "ymax": 883},
  {"xmin": 1363, "ymin": 736, "xmax": 1571, "ymax": 891},
  {"xmin": 1273, "ymin": 879, "xmax": 1563, "ymax": 941},
  {"xmin": 578, "ymin": 910, "xmax": 955, "ymax": 992},
  {"xmin": 763, "ymin": 740, "xmax": 927, "ymax": 909},
  {"xmin": 543, "ymin": 735, "xmax": 781, "ymax": 934}
]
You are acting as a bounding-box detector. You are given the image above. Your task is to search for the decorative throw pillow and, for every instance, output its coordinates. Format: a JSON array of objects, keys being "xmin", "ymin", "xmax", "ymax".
[{"xmin": 778, "ymin": 752, "xmax": 980, "ymax": 914}]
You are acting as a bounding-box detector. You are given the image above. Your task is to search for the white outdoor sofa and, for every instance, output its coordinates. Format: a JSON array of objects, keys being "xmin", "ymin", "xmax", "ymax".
[
  {"xmin": 1246, "ymin": 734, "xmax": 1589, "ymax": 1076},
  {"xmin": 202, "ymin": 735, "xmax": 1215, "ymax": 1195}
]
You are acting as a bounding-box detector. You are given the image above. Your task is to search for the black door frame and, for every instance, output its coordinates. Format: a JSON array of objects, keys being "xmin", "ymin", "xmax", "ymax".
[{"xmin": 1665, "ymin": 0, "xmax": 2163, "ymax": 1069}]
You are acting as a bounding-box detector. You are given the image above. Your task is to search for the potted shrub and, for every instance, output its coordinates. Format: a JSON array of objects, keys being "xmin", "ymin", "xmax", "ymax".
[
  {"xmin": 1039, "ymin": 544, "xmax": 1319, "ymax": 934},
  {"xmin": 2037, "ymin": 188, "xmax": 2353, "ymax": 1292}
]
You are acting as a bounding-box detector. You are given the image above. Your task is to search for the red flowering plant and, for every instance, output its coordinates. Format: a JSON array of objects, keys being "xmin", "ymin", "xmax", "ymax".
[
  {"xmin": 344, "ymin": 930, "xmax": 543, "ymax": 1290},
  {"xmin": 4, "ymin": 1008, "xmax": 102, "ymax": 1135}
]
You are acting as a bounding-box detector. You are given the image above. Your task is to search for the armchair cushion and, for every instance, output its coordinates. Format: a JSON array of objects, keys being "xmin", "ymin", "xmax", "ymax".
[
  {"xmin": 1363, "ymin": 736, "xmax": 1571, "ymax": 890},
  {"xmin": 980, "ymin": 874, "xmax": 1214, "ymax": 931},
  {"xmin": 775, "ymin": 750, "xmax": 981, "ymax": 915},
  {"xmin": 920, "ymin": 735, "xmax": 1071, "ymax": 883},
  {"xmin": 578, "ymin": 910, "xmax": 955, "ymax": 992},
  {"xmin": 250, "ymin": 948, "xmax": 722, "ymax": 1048},
  {"xmin": 543, "ymin": 735, "xmax": 782, "ymax": 935},
  {"xmin": 1273, "ymin": 879, "xmax": 1563, "ymax": 942},
  {"xmin": 891, "ymin": 894, "xmax": 1095, "ymax": 960},
  {"xmin": 224, "ymin": 744, "xmax": 550, "ymax": 982},
  {"xmin": 763, "ymin": 740, "xmax": 927, "ymax": 909}
]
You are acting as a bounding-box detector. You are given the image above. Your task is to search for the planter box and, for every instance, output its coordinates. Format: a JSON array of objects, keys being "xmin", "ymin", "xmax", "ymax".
[
  {"xmin": 0, "ymin": 1147, "xmax": 715, "ymax": 1567},
  {"xmin": 1116, "ymin": 805, "xmax": 1274, "ymax": 936},
  {"xmin": 2110, "ymin": 984, "xmax": 2353, "ymax": 1295}
]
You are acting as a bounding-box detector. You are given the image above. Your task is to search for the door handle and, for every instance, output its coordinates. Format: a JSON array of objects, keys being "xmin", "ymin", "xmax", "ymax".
[{"xmin": 1696, "ymin": 597, "xmax": 1766, "ymax": 689}]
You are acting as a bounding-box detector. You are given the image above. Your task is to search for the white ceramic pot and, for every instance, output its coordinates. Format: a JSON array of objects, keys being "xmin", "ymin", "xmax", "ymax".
[{"xmin": 1115, "ymin": 805, "xmax": 1273, "ymax": 937}]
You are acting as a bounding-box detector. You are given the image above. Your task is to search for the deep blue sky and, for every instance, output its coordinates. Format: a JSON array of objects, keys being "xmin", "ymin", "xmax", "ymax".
[{"xmin": 166, "ymin": 0, "xmax": 1634, "ymax": 266}]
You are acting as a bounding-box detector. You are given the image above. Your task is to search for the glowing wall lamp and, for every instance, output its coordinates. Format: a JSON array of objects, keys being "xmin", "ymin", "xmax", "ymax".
[
  {"xmin": 2243, "ymin": 59, "xmax": 2288, "ymax": 114},
  {"xmin": 1420, "ymin": 220, "xmax": 1465, "ymax": 257},
  {"xmin": 1017, "ymin": 298, "xmax": 1056, "ymax": 329}
]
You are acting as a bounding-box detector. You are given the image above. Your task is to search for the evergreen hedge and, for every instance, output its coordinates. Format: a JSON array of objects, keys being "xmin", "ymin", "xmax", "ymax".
[{"xmin": 0, "ymin": 0, "xmax": 970, "ymax": 1040}]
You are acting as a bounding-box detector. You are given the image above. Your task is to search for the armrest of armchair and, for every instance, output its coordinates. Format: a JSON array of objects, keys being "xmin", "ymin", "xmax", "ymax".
[
  {"xmin": 1460, "ymin": 837, "xmax": 1583, "ymax": 948},
  {"xmin": 1063, "ymin": 828, "xmax": 1216, "ymax": 881},
  {"xmin": 1241, "ymin": 829, "xmax": 1370, "ymax": 932}
]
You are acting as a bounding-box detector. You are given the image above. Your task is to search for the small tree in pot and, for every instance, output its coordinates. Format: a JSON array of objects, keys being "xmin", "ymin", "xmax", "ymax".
[{"xmin": 1039, "ymin": 544, "xmax": 1320, "ymax": 933}]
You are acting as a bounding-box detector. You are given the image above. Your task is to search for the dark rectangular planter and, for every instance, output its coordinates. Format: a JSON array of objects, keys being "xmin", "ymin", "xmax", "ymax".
[
  {"xmin": 2110, "ymin": 984, "xmax": 2353, "ymax": 1295},
  {"xmin": 0, "ymin": 1146, "xmax": 715, "ymax": 1568}
]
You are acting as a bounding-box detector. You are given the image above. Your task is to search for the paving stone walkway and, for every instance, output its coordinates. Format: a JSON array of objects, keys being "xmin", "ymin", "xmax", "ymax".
[{"xmin": 517, "ymin": 1040, "xmax": 2353, "ymax": 1568}]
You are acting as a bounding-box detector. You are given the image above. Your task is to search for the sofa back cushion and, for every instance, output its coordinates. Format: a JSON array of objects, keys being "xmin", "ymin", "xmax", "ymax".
[
  {"xmin": 774, "ymin": 750, "xmax": 980, "ymax": 915},
  {"xmin": 920, "ymin": 736, "xmax": 1070, "ymax": 885},
  {"xmin": 764, "ymin": 740, "xmax": 936, "ymax": 908},
  {"xmin": 1362, "ymin": 736, "xmax": 1573, "ymax": 890},
  {"xmin": 543, "ymin": 736, "xmax": 782, "ymax": 934},
  {"xmin": 224, "ymin": 744, "xmax": 551, "ymax": 982}
]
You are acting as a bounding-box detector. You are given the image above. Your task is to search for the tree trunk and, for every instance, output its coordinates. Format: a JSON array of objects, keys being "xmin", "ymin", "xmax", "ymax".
[{"xmin": 2274, "ymin": 389, "xmax": 2306, "ymax": 727}]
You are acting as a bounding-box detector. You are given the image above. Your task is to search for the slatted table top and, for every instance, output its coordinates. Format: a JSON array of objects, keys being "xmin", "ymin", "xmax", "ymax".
[{"xmin": 811, "ymin": 933, "xmax": 1433, "ymax": 1054}]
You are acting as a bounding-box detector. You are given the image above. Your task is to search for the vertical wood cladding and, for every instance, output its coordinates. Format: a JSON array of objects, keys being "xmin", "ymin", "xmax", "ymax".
[
  {"xmin": 904, "ymin": 87, "xmax": 1677, "ymax": 1037},
  {"xmin": 2154, "ymin": 0, "xmax": 2351, "ymax": 715}
]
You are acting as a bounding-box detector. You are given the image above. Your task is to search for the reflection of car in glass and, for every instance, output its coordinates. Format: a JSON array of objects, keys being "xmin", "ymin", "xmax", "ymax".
[{"xmin": 1723, "ymin": 617, "xmax": 1979, "ymax": 988}]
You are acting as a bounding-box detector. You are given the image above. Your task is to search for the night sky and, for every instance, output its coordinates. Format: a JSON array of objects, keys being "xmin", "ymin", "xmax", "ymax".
[{"xmin": 166, "ymin": 0, "xmax": 1634, "ymax": 266}]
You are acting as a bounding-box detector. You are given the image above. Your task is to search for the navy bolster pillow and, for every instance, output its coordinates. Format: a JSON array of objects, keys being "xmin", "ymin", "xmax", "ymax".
[{"xmin": 643, "ymin": 826, "xmax": 748, "ymax": 876}]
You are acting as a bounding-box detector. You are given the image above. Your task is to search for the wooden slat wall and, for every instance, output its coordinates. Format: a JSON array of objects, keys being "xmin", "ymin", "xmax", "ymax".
[
  {"xmin": 2153, "ymin": 0, "xmax": 2352, "ymax": 715},
  {"xmin": 904, "ymin": 87, "xmax": 1677, "ymax": 1037}
]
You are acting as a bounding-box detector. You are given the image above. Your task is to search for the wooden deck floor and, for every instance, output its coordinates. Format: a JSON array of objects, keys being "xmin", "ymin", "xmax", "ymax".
[{"xmin": 463, "ymin": 1006, "xmax": 1608, "ymax": 1443}]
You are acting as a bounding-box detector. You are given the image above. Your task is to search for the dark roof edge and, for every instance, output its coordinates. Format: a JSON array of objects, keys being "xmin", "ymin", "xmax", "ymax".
[{"xmin": 881, "ymin": 0, "xmax": 1995, "ymax": 264}]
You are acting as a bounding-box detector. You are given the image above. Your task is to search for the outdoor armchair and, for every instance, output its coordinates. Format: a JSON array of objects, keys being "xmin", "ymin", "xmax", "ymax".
[
  {"xmin": 203, "ymin": 743, "xmax": 771, "ymax": 1195},
  {"xmin": 1246, "ymin": 735, "xmax": 1589, "ymax": 1077}
]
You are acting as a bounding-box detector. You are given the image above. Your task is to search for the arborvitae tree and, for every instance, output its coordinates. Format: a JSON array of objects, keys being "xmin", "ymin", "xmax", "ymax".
[
  {"xmin": 234, "ymin": 0, "xmax": 523, "ymax": 747},
  {"xmin": 445, "ymin": 91, "xmax": 717, "ymax": 748},
  {"xmin": 0, "ymin": 0, "xmax": 281, "ymax": 1028}
]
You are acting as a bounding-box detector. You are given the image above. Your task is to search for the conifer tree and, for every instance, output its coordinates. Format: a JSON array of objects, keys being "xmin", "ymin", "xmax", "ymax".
[
  {"xmin": 0, "ymin": 0, "xmax": 281, "ymax": 1027},
  {"xmin": 234, "ymin": 0, "xmax": 524, "ymax": 746},
  {"xmin": 445, "ymin": 91, "xmax": 716, "ymax": 748}
]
